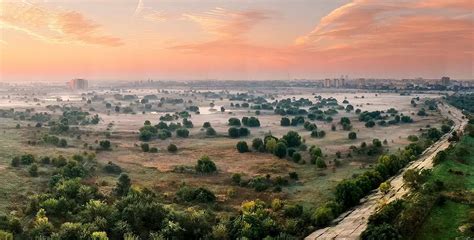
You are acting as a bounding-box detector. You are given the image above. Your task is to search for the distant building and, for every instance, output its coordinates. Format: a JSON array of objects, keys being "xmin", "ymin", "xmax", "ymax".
[
  {"xmin": 69, "ymin": 78, "xmax": 88, "ymax": 90},
  {"xmin": 324, "ymin": 79, "xmax": 331, "ymax": 88},
  {"xmin": 441, "ymin": 76, "xmax": 450, "ymax": 86}
]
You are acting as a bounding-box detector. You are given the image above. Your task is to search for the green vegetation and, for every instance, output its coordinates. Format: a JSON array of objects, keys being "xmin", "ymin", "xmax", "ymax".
[{"xmin": 362, "ymin": 127, "xmax": 474, "ymax": 240}]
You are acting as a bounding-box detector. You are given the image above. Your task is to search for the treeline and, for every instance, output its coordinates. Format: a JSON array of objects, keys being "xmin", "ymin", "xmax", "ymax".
[{"xmin": 361, "ymin": 124, "xmax": 474, "ymax": 239}]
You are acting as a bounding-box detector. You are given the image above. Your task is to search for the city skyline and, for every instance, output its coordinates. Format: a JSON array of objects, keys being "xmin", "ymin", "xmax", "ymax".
[{"xmin": 1, "ymin": 0, "xmax": 473, "ymax": 82}]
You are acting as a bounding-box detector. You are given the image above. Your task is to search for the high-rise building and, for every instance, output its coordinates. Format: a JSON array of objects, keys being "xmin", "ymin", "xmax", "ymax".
[
  {"xmin": 324, "ymin": 79, "xmax": 331, "ymax": 88},
  {"xmin": 441, "ymin": 76, "xmax": 450, "ymax": 86},
  {"xmin": 68, "ymin": 79, "xmax": 88, "ymax": 90}
]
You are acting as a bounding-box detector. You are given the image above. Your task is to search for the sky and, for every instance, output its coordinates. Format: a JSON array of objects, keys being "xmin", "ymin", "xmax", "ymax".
[{"xmin": 0, "ymin": 0, "xmax": 473, "ymax": 82}]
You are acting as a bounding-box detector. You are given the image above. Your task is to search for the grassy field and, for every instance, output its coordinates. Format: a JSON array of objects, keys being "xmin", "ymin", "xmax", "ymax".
[
  {"xmin": 415, "ymin": 136, "xmax": 474, "ymax": 239},
  {"xmin": 0, "ymin": 90, "xmax": 447, "ymax": 217}
]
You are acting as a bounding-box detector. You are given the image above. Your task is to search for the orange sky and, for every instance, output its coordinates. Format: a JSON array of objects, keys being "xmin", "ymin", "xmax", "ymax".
[{"xmin": 0, "ymin": 0, "xmax": 473, "ymax": 81}]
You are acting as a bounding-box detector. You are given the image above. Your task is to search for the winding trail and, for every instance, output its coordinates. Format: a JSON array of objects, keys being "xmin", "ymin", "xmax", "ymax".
[{"xmin": 306, "ymin": 102, "xmax": 467, "ymax": 240}]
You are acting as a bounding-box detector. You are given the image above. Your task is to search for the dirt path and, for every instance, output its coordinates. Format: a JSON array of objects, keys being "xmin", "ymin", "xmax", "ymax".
[{"xmin": 306, "ymin": 103, "xmax": 467, "ymax": 240}]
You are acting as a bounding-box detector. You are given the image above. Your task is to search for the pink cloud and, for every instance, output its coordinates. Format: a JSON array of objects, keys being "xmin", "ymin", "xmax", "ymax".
[
  {"xmin": 0, "ymin": 1, "xmax": 123, "ymax": 46},
  {"xmin": 183, "ymin": 7, "xmax": 269, "ymax": 39}
]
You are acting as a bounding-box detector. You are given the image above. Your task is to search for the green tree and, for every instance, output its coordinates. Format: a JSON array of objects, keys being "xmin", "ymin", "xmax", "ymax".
[
  {"xmin": 228, "ymin": 127, "xmax": 240, "ymax": 138},
  {"xmin": 280, "ymin": 117, "xmax": 290, "ymax": 126},
  {"xmin": 167, "ymin": 143, "xmax": 178, "ymax": 153},
  {"xmin": 206, "ymin": 127, "xmax": 217, "ymax": 136},
  {"xmin": 251, "ymin": 138, "xmax": 264, "ymax": 151},
  {"xmin": 274, "ymin": 142, "xmax": 287, "ymax": 158},
  {"xmin": 348, "ymin": 132, "xmax": 357, "ymax": 140},
  {"xmin": 140, "ymin": 143, "xmax": 150, "ymax": 152},
  {"xmin": 99, "ymin": 140, "xmax": 111, "ymax": 150},
  {"xmin": 236, "ymin": 141, "xmax": 250, "ymax": 153},
  {"xmin": 29, "ymin": 164, "xmax": 39, "ymax": 177},
  {"xmin": 195, "ymin": 155, "xmax": 217, "ymax": 174},
  {"xmin": 176, "ymin": 128, "xmax": 190, "ymax": 138},
  {"xmin": 335, "ymin": 180, "xmax": 363, "ymax": 208},
  {"xmin": 114, "ymin": 173, "xmax": 131, "ymax": 196},
  {"xmin": 282, "ymin": 131, "xmax": 302, "ymax": 148}
]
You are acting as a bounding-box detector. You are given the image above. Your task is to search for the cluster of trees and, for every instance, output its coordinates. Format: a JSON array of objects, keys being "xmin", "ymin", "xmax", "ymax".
[
  {"xmin": 41, "ymin": 134, "xmax": 68, "ymax": 148},
  {"xmin": 280, "ymin": 116, "xmax": 306, "ymax": 126},
  {"xmin": 234, "ymin": 131, "xmax": 326, "ymax": 167},
  {"xmin": 202, "ymin": 122, "xmax": 217, "ymax": 136},
  {"xmin": 349, "ymin": 139, "xmax": 385, "ymax": 156},
  {"xmin": 228, "ymin": 127, "xmax": 250, "ymax": 138},
  {"xmin": 333, "ymin": 139, "xmax": 430, "ymax": 215},
  {"xmin": 358, "ymin": 110, "xmax": 413, "ymax": 127}
]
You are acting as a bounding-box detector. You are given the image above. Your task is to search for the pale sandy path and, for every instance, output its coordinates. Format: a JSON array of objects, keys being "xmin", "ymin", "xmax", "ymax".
[{"xmin": 306, "ymin": 102, "xmax": 467, "ymax": 240}]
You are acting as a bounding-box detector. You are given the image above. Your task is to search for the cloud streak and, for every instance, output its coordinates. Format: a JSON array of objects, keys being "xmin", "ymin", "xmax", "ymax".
[
  {"xmin": 0, "ymin": 1, "xmax": 123, "ymax": 47},
  {"xmin": 183, "ymin": 7, "xmax": 269, "ymax": 39}
]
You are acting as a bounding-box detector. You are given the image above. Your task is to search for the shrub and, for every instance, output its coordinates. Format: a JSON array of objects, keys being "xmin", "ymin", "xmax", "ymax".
[
  {"xmin": 228, "ymin": 127, "xmax": 240, "ymax": 138},
  {"xmin": 167, "ymin": 143, "xmax": 178, "ymax": 153},
  {"xmin": 21, "ymin": 154, "xmax": 35, "ymax": 165},
  {"xmin": 365, "ymin": 120, "xmax": 376, "ymax": 128},
  {"xmin": 195, "ymin": 156, "xmax": 217, "ymax": 174},
  {"xmin": 103, "ymin": 161, "xmax": 122, "ymax": 174},
  {"xmin": 29, "ymin": 164, "xmax": 39, "ymax": 177},
  {"xmin": 228, "ymin": 118, "xmax": 241, "ymax": 126},
  {"xmin": 239, "ymin": 127, "xmax": 250, "ymax": 137},
  {"xmin": 140, "ymin": 143, "xmax": 150, "ymax": 152},
  {"xmin": 274, "ymin": 142, "xmax": 287, "ymax": 158},
  {"xmin": 348, "ymin": 132, "xmax": 357, "ymax": 140},
  {"xmin": 11, "ymin": 157, "xmax": 20, "ymax": 167},
  {"xmin": 149, "ymin": 147, "xmax": 158, "ymax": 153},
  {"xmin": 176, "ymin": 128, "xmax": 190, "ymax": 138},
  {"xmin": 99, "ymin": 140, "xmax": 111, "ymax": 150},
  {"xmin": 316, "ymin": 158, "xmax": 327, "ymax": 168},
  {"xmin": 202, "ymin": 122, "xmax": 211, "ymax": 128},
  {"xmin": 206, "ymin": 127, "xmax": 217, "ymax": 136},
  {"xmin": 252, "ymin": 138, "xmax": 264, "ymax": 151},
  {"xmin": 292, "ymin": 152, "xmax": 302, "ymax": 163},
  {"xmin": 283, "ymin": 131, "xmax": 302, "ymax": 147},
  {"xmin": 312, "ymin": 206, "xmax": 334, "ymax": 227},
  {"xmin": 236, "ymin": 141, "xmax": 250, "ymax": 153},
  {"xmin": 280, "ymin": 117, "xmax": 291, "ymax": 126},
  {"xmin": 232, "ymin": 173, "xmax": 242, "ymax": 184}
]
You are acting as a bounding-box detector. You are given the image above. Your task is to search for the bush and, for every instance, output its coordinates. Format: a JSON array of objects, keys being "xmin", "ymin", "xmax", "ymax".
[
  {"xmin": 140, "ymin": 143, "xmax": 150, "ymax": 152},
  {"xmin": 335, "ymin": 180, "xmax": 363, "ymax": 208},
  {"xmin": 228, "ymin": 118, "xmax": 241, "ymax": 126},
  {"xmin": 365, "ymin": 120, "xmax": 376, "ymax": 128},
  {"xmin": 58, "ymin": 139, "xmax": 68, "ymax": 148},
  {"xmin": 292, "ymin": 152, "xmax": 302, "ymax": 163},
  {"xmin": 228, "ymin": 127, "xmax": 240, "ymax": 138},
  {"xmin": 195, "ymin": 156, "xmax": 217, "ymax": 174},
  {"xmin": 206, "ymin": 127, "xmax": 217, "ymax": 136},
  {"xmin": 11, "ymin": 157, "xmax": 20, "ymax": 167},
  {"xmin": 252, "ymin": 138, "xmax": 264, "ymax": 151},
  {"xmin": 274, "ymin": 142, "xmax": 287, "ymax": 158},
  {"xmin": 348, "ymin": 132, "xmax": 357, "ymax": 140},
  {"xmin": 202, "ymin": 122, "xmax": 211, "ymax": 128},
  {"xmin": 176, "ymin": 185, "xmax": 216, "ymax": 203},
  {"xmin": 316, "ymin": 158, "xmax": 327, "ymax": 168},
  {"xmin": 282, "ymin": 131, "xmax": 302, "ymax": 147},
  {"xmin": 239, "ymin": 127, "xmax": 250, "ymax": 137},
  {"xmin": 21, "ymin": 154, "xmax": 35, "ymax": 165},
  {"xmin": 280, "ymin": 117, "xmax": 290, "ymax": 126},
  {"xmin": 232, "ymin": 173, "xmax": 242, "ymax": 184},
  {"xmin": 29, "ymin": 164, "xmax": 39, "ymax": 177},
  {"xmin": 103, "ymin": 161, "xmax": 122, "ymax": 174},
  {"xmin": 149, "ymin": 147, "xmax": 158, "ymax": 153},
  {"xmin": 312, "ymin": 206, "xmax": 334, "ymax": 227},
  {"xmin": 236, "ymin": 141, "xmax": 249, "ymax": 153},
  {"xmin": 99, "ymin": 140, "xmax": 111, "ymax": 150},
  {"xmin": 176, "ymin": 128, "xmax": 190, "ymax": 138},
  {"xmin": 167, "ymin": 143, "xmax": 178, "ymax": 153}
]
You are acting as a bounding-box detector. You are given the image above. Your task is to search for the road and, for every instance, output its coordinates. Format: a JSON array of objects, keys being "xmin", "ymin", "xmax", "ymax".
[{"xmin": 306, "ymin": 102, "xmax": 467, "ymax": 240}]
